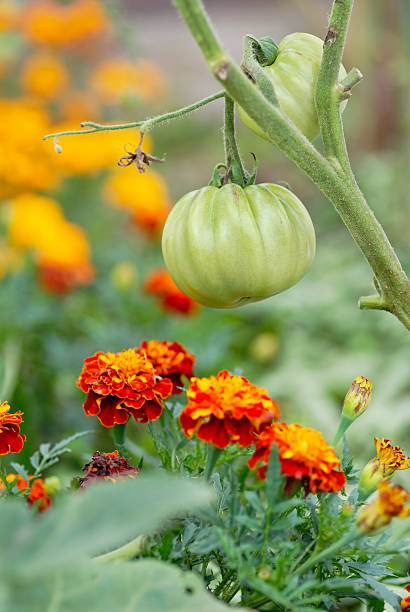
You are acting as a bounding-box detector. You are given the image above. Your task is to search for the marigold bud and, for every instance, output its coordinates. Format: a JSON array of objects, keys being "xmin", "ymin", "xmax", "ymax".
[
  {"xmin": 44, "ymin": 476, "xmax": 61, "ymax": 495},
  {"xmin": 342, "ymin": 376, "xmax": 372, "ymax": 420},
  {"xmin": 359, "ymin": 438, "xmax": 410, "ymax": 495},
  {"xmin": 356, "ymin": 481, "xmax": 410, "ymax": 534}
]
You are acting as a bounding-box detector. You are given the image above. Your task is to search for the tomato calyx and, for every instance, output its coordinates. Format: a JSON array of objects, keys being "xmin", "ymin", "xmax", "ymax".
[
  {"xmin": 208, "ymin": 153, "xmax": 258, "ymax": 188},
  {"xmin": 246, "ymin": 35, "xmax": 278, "ymax": 68}
]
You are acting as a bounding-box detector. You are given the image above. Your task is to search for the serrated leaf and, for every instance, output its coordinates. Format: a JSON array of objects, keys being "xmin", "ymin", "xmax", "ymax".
[
  {"xmin": 29, "ymin": 451, "xmax": 40, "ymax": 470},
  {"xmin": 50, "ymin": 431, "xmax": 93, "ymax": 453},
  {"xmin": 363, "ymin": 577, "xmax": 401, "ymax": 611},
  {"xmin": 39, "ymin": 443, "xmax": 51, "ymax": 457},
  {"xmin": 9, "ymin": 462, "xmax": 30, "ymax": 484}
]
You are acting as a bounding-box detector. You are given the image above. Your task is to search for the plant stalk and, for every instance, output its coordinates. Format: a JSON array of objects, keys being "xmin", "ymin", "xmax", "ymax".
[{"xmin": 223, "ymin": 94, "xmax": 246, "ymax": 185}]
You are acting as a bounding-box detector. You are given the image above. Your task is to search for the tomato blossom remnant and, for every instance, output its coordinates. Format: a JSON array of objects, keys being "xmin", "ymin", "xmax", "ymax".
[
  {"xmin": 359, "ymin": 437, "xmax": 410, "ymax": 495},
  {"xmin": 144, "ymin": 268, "xmax": 199, "ymax": 316},
  {"xmin": 356, "ymin": 481, "xmax": 410, "ymax": 533},
  {"xmin": 77, "ymin": 348, "xmax": 172, "ymax": 427},
  {"xmin": 139, "ymin": 340, "xmax": 195, "ymax": 395},
  {"xmin": 1, "ymin": 474, "xmax": 51, "ymax": 513},
  {"xmin": 78, "ymin": 450, "xmax": 139, "ymax": 488},
  {"xmin": 0, "ymin": 401, "xmax": 26, "ymax": 455},
  {"xmin": 401, "ymin": 586, "xmax": 410, "ymax": 611},
  {"xmin": 249, "ymin": 423, "xmax": 346, "ymax": 494},
  {"xmin": 179, "ymin": 370, "xmax": 279, "ymax": 449}
]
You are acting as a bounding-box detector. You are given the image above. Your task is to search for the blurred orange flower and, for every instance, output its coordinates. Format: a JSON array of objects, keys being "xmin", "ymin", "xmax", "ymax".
[
  {"xmin": 21, "ymin": 52, "xmax": 69, "ymax": 99},
  {"xmin": 248, "ymin": 423, "xmax": 346, "ymax": 494},
  {"xmin": 179, "ymin": 370, "xmax": 279, "ymax": 449},
  {"xmin": 78, "ymin": 450, "xmax": 139, "ymax": 488},
  {"xmin": 59, "ymin": 91, "xmax": 100, "ymax": 122},
  {"xmin": 0, "ymin": 0, "xmax": 19, "ymax": 32},
  {"xmin": 139, "ymin": 340, "xmax": 195, "ymax": 395},
  {"xmin": 20, "ymin": 0, "xmax": 109, "ymax": 47},
  {"xmin": 104, "ymin": 167, "xmax": 170, "ymax": 235},
  {"xmin": 91, "ymin": 58, "xmax": 167, "ymax": 105},
  {"xmin": 144, "ymin": 269, "xmax": 198, "ymax": 316},
  {"xmin": 2, "ymin": 473, "xmax": 51, "ymax": 512},
  {"xmin": 401, "ymin": 586, "xmax": 410, "ymax": 611},
  {"xmin": 357, "ymin": 480, "xmax": 410, "ymax": 533},
  {"xmin": 0, "ymin": 401, "xmax": 26, "ymax": 455},
  {"xmin": 77, "ymin": 348, "xmax": 173, "ymax": 427}
]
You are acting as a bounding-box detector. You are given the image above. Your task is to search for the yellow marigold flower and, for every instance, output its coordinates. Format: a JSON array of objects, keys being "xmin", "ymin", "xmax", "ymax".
[
  {"xmin": 0, "ymin": 401, "xmax": 26, "ymax": 455},
  {"xmin": 0, "ymin": 0, "xmax": 19, "ymax": 32},
  {"xmin": 20, "ymin": 0, "xmax": 109, "ymax": 47},
  {"xmin": 104, "ymin": 167, "xmax": 171, "ymax": 236},
  {"xmin": 357, "ymin": 481, "xmax": 410, "ymax": 533},
  {"xmin": 8, "ymin": 193, "xmax": 65, "ymax": 250},
  {"xmin": 342, "ymin": 376, "xmax": 372, "ymax": 420},
  {"xmin": 359, "ymin": 437, "xmax": 410, "ymax": 495},
  {"xmin": 21, "ymin": 52, "xmax": 69, "ymax": 99}
]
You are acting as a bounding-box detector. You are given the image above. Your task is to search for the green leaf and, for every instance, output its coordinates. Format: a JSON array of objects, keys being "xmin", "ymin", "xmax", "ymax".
[
  {"xmin": 363, "ymin": 577, "xmax": 402, "ymax": 612},
  {"xmin": 9, "ymin": 462, "xmax": 30, "ymax": 484}
]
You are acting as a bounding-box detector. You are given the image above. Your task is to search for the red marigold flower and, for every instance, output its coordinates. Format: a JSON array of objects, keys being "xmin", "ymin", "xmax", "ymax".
[
  {"xmin": 179, "ymin": 370, "xmax": 280, "ymax": 449},
  {"xmin": 2, "ymin": 474, "xmax": 51, "ymax": 513},
  {"xmin": 144, "ymin": 268, "xmax": 198, "ymax": 316},
  {"xmin": 0, "ymin": 401, "xmax": 26, "ymax": 455},
  {"xmin": 78, "ymin": 450, "xmax": 139, "ymax": 488},
  {"xmin": 401, "ymin": 585, "xmax": 410, "ymax": 611},
  {"xmin": 139, "ymin": 340, "xmax": 195, "ymax": 395},
  {"xmin": 77, "ymin": 348, "xmax": 173, "ymax": 427},
  {"xmin": 38, "ymin": 260, "xmax": 95, "ymax": 294},
  {"xmin": 249, "ymin": 423, "xmax": 346, "ymax": 494}
]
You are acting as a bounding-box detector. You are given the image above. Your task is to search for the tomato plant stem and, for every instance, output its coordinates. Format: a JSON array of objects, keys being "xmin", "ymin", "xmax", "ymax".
[
  {"xmin": 174, "ymin": 0, "xmax": 410, "ymax": 330},
  {"xmin": 223, "ymin": 95, "xmax": 246, "ymax": 186}
]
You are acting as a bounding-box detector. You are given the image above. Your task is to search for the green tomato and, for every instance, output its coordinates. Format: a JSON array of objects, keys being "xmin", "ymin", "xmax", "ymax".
[
  {"xmin": 161, "ymin": 183, "xmax": 315, "ymax": 309},
  {"xmin": 238, "ymin": 32, "xmax": 347, "ymax": 141}
]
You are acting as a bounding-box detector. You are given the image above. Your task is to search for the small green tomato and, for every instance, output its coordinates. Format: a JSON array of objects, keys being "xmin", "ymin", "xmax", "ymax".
[
  {"xmin": 161, "ymin": 183, "xmax": 315, "ymax": 309},
  {"xmin": 238, "ymin": 32, "xmax": 347, "ymax": 141}
]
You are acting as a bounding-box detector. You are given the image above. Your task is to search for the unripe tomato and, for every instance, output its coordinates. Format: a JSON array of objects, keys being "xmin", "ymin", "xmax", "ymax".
[
  {"xmin": 238, "ymin": 33, "xmax": 347, "ymax": 141},
  {"xmin": 161, "ymin": 183, "xmax": 315, "ymax": 309}
]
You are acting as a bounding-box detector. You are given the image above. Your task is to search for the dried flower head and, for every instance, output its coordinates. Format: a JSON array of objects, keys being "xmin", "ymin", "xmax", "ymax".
[
  {"xmin": 179, "ymin": 370, "xmax": 279, "ymax": 449},
  {"xmin": 139, "ymin": 340, "xmax": 195, "ymax": 395},
  {"xmin": 359, "ymin": 437, "xmax": 410, "ymax": 495},
  {"xmin": 0, "ymin": 401, "xmax": 26, "ymax": 455},
  {"xmin": 144, "ymin": 269, "xmax": 198, "ymax": 315},
  {"xmin": 78, "ymin": 450, "xmax": 139, "ymax": 488},
  {"xmin": 249, "ymin": 423, "xmax": 346, "ymax": 494},
  {"xmin": 77, "ymin": 348, "xmax": 173, "ymax": 427},
  {"xmin": 357, "ymin": 481, "xmax": 410, "ymax": 533}
]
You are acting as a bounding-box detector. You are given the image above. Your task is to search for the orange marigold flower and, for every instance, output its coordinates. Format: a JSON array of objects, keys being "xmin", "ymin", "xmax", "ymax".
[
  {"xmin": 2, "ymin": 473, "xmax": 51, "ymax": 513},
  {"xmin": 144, "ymin": 269, "xmax": 199, "ymax": 316},
  {"xmin": 77, "ymin": 348, "xmax": 173, "ymax": 427},
  {"xmin": 20, "ymin": 52, "xmax": 69, "ymax": 99},
  {"xmin": 359, "ymin": 437, "xmax": 410, "ymax": 495},
  {"xmin": 78, "ymin": 450, "xmax": 139, "ymax": 488},
  {"xmin": 0, "ymin": 401, "xmax": 26, "ymax": 455},
  {"xmin": 139, "ymin": 340, "xmax": 195, "ymax": 395},
  {"xmin": 401, "ymin": 586, "xmax": 410, "ymax": 611},
  {"xmin": 248, "ymin": 423, "xmax": 346, "ymax": 494},
  {"xmin": 357, "ymin": 481, "xmax": 410, "ymax": 533},
  {"xmin": 179, "ymin": 370, "xmax": 279, "ymax": 449}
]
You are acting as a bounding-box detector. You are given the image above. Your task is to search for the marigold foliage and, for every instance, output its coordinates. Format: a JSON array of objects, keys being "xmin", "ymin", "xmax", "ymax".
[
  {"xmin": 249, "ymin": 422, "xmax": 346, "ymax": 493},
  {"xmin": 139, "ymin": 340, "xmax": 195, "ymax": 395},
  {"xmin": 0, "ymin": 401, "xmax": 26, "ymax": 455},
  {"xmin": 144, "ymin": 268, "xmax": 198, "ymax": 315},
  {"xmin": 357, "ymin": 480, "xmax": 410, "ymax": 533},
  {"xmin": 179, "ymin": 370, "xmax": 279, "ymax": 449},
  {"xmin": 78, "ymin": 450, "xmax": 139, "ymax": 488},
  {"xmin": 77, "ymin": 348, "xmax": 173, "ymax": 427}
]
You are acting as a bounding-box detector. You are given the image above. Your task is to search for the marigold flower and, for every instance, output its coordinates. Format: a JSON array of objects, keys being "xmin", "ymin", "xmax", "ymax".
[
  {"xmin": 77, "ymin": 348, "xmax": 173, "ymax": 427},
  {"xmin": 2, "ymin": 473, "xmax": 51, "ymax": 512},
  {"xmin": 249, "ymin": 423, "xmax": 346, "ymax": 494},
  {"xmin": 139, "ymin": 340, "xmax": 195, "ymax": 395},
  {"xmin": 78, "ymin": 450, "xmax": 139, "ymax": 488},
  {"xmin": 359, "ymin": 437, "xmax": 410, "ymax": 495},
  {"xmin": 0, "ymin": 0, "xmax": 19, "ymax": 32},
  {"xmin": 20, "ymin": 53, "xmax": 69, "ymax": 99},
  {"xmin": 401, "ymin": 585, "xmax": 410, "ymax": 611},
  {"xmin": 104, "ymin": 168, "xmax": 170, "ymax": 236},
  {"xmin": 357, "ymin": 481, "xmax": 410, "ymax": 533},
  {"xmin": 144, "ymin": 269, "xmax": 198, "ymax": 316},
  {"xmin": 342, "ymin": 376, "xmax": 372, "ymax": 420},
  {"xmin": 0, "ymin": 401, "xmax": 26, "ymax": 455},
  {"xmin": 179, "ymin": 370, "xmax": 279, "ymax": 449},
  {"xmin": 59, "ymin": 91, "xmax": 99, "ymax": 122}
]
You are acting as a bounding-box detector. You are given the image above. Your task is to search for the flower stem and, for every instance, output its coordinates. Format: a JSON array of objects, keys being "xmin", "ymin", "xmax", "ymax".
[
  {"xmin": 294, "ymin": 530, "xmax": 358, "ymax": 575},
  {"xmin": 223, "ymin": 94, "xmax": 246, "ymax": 186},
  {"xmin": 94, "ymin": 535, "xmax": 145, "ymax": 563},
  {"xmin": 204, "ymin": 445, "xmax": 222, "ymax": 482},
  {"xmin": 44, "ymin": 91, "xmax": 224, "ymax": 141},
  {"xmin": 332, "ymin": 414, "xmax": 354, "ymax": 446}
]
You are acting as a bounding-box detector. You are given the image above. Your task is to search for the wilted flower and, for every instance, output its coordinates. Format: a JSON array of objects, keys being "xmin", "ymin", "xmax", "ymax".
[
  {"xmin": 139, "ymin": 340, "xmax": 195, "ymax": 395},
  {"xmin": 144, "ymin": 269, "xmax": 198, "ymax": 316},
  {"xmin": 359, "ymin": 437, "xmax": 410, "ymax": 495},
  {"xmin": 2, "ymin": 473, "xmax": 51, "ymax": 513},
  {"xmin": 342, "ymin": 376, "xmax": 372, "ymax": 420},
  {"xmin": 77, "ymin": 348, "xmax": 173, "ymax": 427},
  {"xmin": 0, "ymin": 401, "xmax": 26, "ymax": 455},
  {"xmin": 401, "ymin": 585, "xmax": 410, "ymax": 611},
  {"xmin": 357, "ymin": 481, "xmax": 410, "ymax": 533},
  {"xmin": 179, "ymin": 370, "xmax": 279, "ymax": 449},
  {"xmin": 249, "ymin": 423, "xmax": 346, "ymax": 494},
  {"xmin": 78, "ymin": 450, "xmax": 139, "ymax": 488},
  {"xmin": 20, "ymin": 52, "xmax": 69, "ymax": 99}
]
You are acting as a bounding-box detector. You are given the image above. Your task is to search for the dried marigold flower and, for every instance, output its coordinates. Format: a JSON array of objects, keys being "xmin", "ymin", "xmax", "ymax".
[
  {"xmin": 78, "ymin": 450, "xmax": 139, "ymax": 488},
  {"xmin": 401, "ymin": 585, "xmax": 410, "ymax": 611},
  {"xmin": 342, "ymin": 376, "xmax": 372, "ymax": 420},
  {"xmin": 179, "ymin": 370, "xmax": 279, "ymax": 449},
  {"xmin": 139, "ymin": 340, "xmax": 195, "ymax": 395},
  {"xmin": 359, "ymin": 437, "xmax": 410, "ymax": 495},
  {"xmin": 0, "ymin": 401, "xmax": 26, "ymax": 455},
  {"xmin": 144, "ymin": 269, "xmax": 198, "ymax": 316},
  {"xmin": 77, "ymin": 348, "xmax": 173, "ymax": 427},
  {"xmin": 357, "ymin": 481, "xmax": 410, "ymax": 533},
  {"xmin": 2, "ymin": 473, "xmax": 51, "ymax": 513},
  {"xmin": 249, "ymin": 423, "xmax": 346, "ymax": 494}
]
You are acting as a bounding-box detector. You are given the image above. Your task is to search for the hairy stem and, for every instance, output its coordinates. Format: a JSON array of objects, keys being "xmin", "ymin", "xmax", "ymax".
[
  {"xmin": 174, "ymin": 0, "xmax": 410, "ymax": 330},
  {"xmin": 223, "ymin": 95, "xmax": 246, "ymax": 185}
]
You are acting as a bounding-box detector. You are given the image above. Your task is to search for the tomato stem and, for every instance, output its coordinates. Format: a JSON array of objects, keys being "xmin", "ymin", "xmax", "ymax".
[
  {"xmin": 223, "ymin": 94, "xmax": 247, "ymax": 186},
  {"xmin": 242, "ymin": 35, "xmax": 278, "ymax": 107}
]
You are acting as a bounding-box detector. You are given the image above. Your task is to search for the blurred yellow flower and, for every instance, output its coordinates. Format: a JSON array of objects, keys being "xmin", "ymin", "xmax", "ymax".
[
  {"xmin": 0, "ymin": 238, "xmax": 21, "ymax": 280},
  {"xmin": 59, "ymin": 91, "xmax": 99, "ymax": 122},
  {"xmin": 104, "ymin": 168, "xmax": 171, "ymax": 236},
  {"xmin": 8, "ymin": 192, "xmax": 65, "ymax": 250},
  {"xmin": 21, "ymin": 52, "xmax": 69, "ymax": 99},
  {"xmin": 0, "ymin": 0, "xmax": 19, "ymax": 32},
  {"xmin": 20, "ymin": 0, "xmax": 109, "ymax": 47},
  {"xmin": 90, "ymin": 58, "xmax": 168, "ymax": 105}
]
